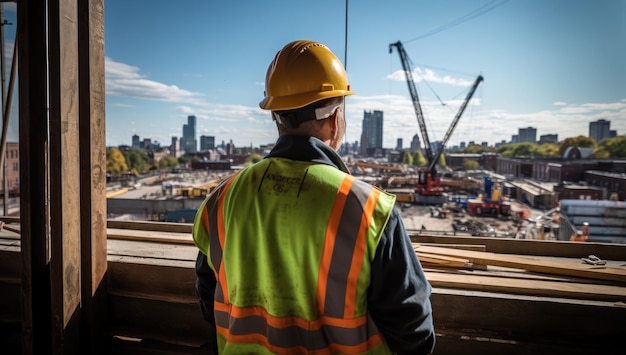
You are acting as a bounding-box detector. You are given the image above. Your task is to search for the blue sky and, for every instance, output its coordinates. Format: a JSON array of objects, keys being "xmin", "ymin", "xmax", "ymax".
[{"xmin": 4, "ymin": 1, "xmax": 626, "ymax": 149}]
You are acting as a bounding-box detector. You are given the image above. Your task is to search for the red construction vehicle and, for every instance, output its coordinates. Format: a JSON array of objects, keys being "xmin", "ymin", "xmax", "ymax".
[{"xmin": 389, "ymin": 40, "xmax": 483, "ymax": 205}]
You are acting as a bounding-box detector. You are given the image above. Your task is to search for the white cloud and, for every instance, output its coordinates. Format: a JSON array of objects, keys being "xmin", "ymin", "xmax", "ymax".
[
  {"xmin": 105, "ymin": 57, "xmax": 207, "ymax": 106},
  {"xmin": 387, "ymin": 67, "xmax": 473, "ymax": 87},
  {"xmin": 343, "ymin": 95, "xmax": 626, "ymax": 149}
]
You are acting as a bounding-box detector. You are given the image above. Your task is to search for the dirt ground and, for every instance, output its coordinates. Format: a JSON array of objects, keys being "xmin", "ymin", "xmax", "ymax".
[{"xmin": 398, "ymin": 203, "xmax": 530, "ymax": 238}]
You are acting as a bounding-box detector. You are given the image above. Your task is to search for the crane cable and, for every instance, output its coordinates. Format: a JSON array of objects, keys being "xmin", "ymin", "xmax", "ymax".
[{"xmin": 404, "ymin": 0, "xmax": 510, "ymax": 44}]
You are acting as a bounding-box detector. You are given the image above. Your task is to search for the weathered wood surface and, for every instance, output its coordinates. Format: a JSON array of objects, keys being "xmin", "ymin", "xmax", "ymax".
[{"xmin": 416, "ymin": 244, "xmax": 626, "ymax": 283}]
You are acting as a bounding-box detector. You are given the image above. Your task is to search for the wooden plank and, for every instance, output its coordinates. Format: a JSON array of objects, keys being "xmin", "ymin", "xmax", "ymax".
[
  {"xmin": 17, "ymin": 1, "xmax": 53, "ymax": 352},
  {"xmin": 411, "ymin": 234, "xmax": 626, "ymax": 261},
  {"xmin": 418, "ymin": 243, "xmax": 487, "ymax": 252},
  {"xmin": 78, "ymin": 1, "xmax": 108, "ymax": 352},
  {"xmin": 48, "ymin": 1, "xmax": 82, "ymax": 349},
  {"xmin": 426, "ymin": 271, "xmax": 626, "ymax": 301},
  {"xmin": 417, "ymin": 245, "xmax": 626, "ymax": 283},
  {"xmin": 107, "ymin": 220, "xmax": 192, "ymax": 234},
  {"xmin": 418, "ymin": 253, "xmax": 470, "ymax": 268},
  {"xmin": 107, "ymin": 228, "xmax": 194, "ymax": 245}
]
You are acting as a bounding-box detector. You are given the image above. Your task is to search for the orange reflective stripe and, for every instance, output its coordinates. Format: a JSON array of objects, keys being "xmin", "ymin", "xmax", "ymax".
[
  {"xmin": 215, "ymin": 330, "xmax": 384, "ymax": 355},
  {"xmin": 214, "ymin": 301, "xmax": 368, "ymax": 330},
  {"xmin": 211, "ymin": 176, "xmax": 235, "ymax": 303},
  {"xmin": 344, "ymin": 187, "xmax": 380, "ymax": 318},
  {"xmin": 214, "ymin": 302, "xmax": 384, "ymax": 354},
  {"xmin": 317, "ymin": 174, "xmax": 354, "ymax": 314}
]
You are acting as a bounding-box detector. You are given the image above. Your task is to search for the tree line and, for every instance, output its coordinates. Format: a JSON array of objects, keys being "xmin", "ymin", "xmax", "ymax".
[
  {"xmin": 398, "ymin": 135, "xmax": 626, "ymax": 170},
  {"xmin": 107, "ymin": 135, "xmax": 626, "ymax": 174}
]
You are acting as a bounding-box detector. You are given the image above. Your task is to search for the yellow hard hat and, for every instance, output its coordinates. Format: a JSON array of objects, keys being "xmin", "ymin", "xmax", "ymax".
[{"xmin": 259, "ymin": 40, "xmax": 353, "ymax": 111}]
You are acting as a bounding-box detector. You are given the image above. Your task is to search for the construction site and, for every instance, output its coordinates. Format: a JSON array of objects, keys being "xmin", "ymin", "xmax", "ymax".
[{"xmin": 1, "ymin": 2, "xmax": 625, "ymax": 355}]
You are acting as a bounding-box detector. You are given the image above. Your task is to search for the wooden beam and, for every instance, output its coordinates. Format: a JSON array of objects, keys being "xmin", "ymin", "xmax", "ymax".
[
  {"xmin": 17, "ymin": 1, "xmax": 52, "ymax": 353},
  {"xmin": 411, "ymin": 234, "xmax": 626, "ymax": 261},
  {"xmin": 426, "ymin": 271, "xmax": 626, "ymax": 301},
  {"xmin": 78, "ymin": 0, "xmax": 107, "ymax": 352},
  {"xmin": 417, "ymin": 245, "xmax": 626, "ymax": 283}
]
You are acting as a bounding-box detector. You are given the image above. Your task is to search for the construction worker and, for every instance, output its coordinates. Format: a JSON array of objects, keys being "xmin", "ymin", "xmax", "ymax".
[{"xmin": 193, "ymin": 40, "xmax": 435, "ymax": 354}]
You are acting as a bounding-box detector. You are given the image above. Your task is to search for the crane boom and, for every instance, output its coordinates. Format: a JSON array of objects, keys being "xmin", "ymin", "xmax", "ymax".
[
  {"xmin": 389, "ymin": 41, "xmax": 433, "ymax": 163},
  {"xmin": 427, "ymin": 74, "xmax": 484, "ymax": 173}
]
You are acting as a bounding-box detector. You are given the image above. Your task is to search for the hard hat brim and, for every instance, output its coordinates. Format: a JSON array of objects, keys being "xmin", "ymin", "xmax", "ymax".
[{"xmin": 260, "ymin": 90, "xmax": 353, "ymax": 111}]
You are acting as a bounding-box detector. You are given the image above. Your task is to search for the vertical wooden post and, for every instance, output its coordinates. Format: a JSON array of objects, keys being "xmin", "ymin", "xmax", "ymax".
[
  {"xmin": 78, "ymin": 0, "xmax": 108, "ymax": 351},
  {"xmin": 17, "ymin": 1, "xmax": 52, "ymax": 353},
  {"xmin": 48, "ymin": 0, "xmax": 82, "ymax": 351},
  {"xmin": 18, "ymin": 0, "xmax": 107, "ymax": 351}
]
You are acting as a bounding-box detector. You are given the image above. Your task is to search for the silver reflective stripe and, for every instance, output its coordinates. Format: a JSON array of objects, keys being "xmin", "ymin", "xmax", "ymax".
[
  {"xmin": 214, "ymin": 308, "xmax": 381, "ymax": 351},
  {"xmin": 323, "ymin": 181, "xmax": 372, "ymax": 318}
]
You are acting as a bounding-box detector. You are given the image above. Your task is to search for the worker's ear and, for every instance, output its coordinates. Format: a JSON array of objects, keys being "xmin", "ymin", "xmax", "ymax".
[{"xmin": 329, "ymin": 108, "xmax": 339, "ymax": 137}]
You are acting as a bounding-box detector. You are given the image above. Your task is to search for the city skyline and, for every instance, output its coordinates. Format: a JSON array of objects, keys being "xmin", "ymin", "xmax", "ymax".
[
  {"xmin": 13, "ymin": 1, "xmax": 616, "ymax": 150},
  {"xmin": 122, "ymin": 117, "xmax": 619, "ymax": 154}
]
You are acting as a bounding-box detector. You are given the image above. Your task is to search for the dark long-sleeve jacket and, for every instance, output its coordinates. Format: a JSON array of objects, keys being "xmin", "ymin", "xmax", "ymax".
[{"xmin": 195, "ymin": 135, "xmax": 435, "ymax": 354}]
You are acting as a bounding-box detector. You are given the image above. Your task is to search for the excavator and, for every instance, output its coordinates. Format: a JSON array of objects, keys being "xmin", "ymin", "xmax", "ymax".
[{"xmin": 389, "ymin": 40, "xmax": 483, "ymax": 205}]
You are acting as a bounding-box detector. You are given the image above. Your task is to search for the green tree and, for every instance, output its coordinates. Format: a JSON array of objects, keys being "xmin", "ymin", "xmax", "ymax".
[
  {"xmin": 596, "ymin": 136, "xmax": 626, "ymax": 158},
  {"xmin": 158, "ymin": 156, "xmax": 179, "ymax": 169},
  {"xmin": 558, "ymin": 135, "xmax": 597, "ymax": 157},
  {"xmin": 462, "ymin": 145, "xmax": 495, "ymax": 154},
  {"xmin": 437, "ymin": 153, "xmax": 447, "ymax": 168},
  {"xmin": 245, "ymin": 153, "xmax": 263, "ymax": 166},
  {"xmin": 535, "ymin": 143, "xmax": 559, "ymax": 158},
  {"xmin": 106, "ymin": 148, "xmax": 128, "ymax": 174},
  {"xmin": 401, "ymin": 150, "xmax": 413, "ymax": 165},
  {"xmin": 412, "ymin": 151, "xmax": 427, "ymax": 167},
  {"xmin": 178, "ymin": 155, "xmax": 190, "ymax": 166},
  {"xmin": 462, "ymin": 159, "xmax": 480, "ymax": 170},
  {"xmin": 124, "ymin": 149, "xmax": 151, "ymax": 173}
]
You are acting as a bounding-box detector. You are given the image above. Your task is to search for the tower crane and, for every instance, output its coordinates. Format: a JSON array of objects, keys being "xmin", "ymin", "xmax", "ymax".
[{"xmin": 389, "ymin": 40, "xmax": 483, "ymax": 204}]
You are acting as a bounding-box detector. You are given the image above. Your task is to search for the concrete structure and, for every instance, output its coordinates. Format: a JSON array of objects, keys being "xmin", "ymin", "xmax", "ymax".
[
  {"xmin": 538, "ymin": 134, "xmax": 558, "ymax": 145},
  {"xmin": 181, "ymin": 115, "xmax": 197, "ymax": 153},
  {"xmin": 169, "ymin": 136, "xmax": 180, "ymax": 157},
  {"xmin": 518, "ymin": 127, "xmax": 537, "ymax": 143},
  {"xmin": 1, "ymin": 142, "xmax": 20, "ymax": 193},
  {"xmin": 131, "ymin": 134, "xmax": 140, "ymax": 148},
  {"xmin": 362, "ymin": 110, "xmax": 383, "ymax": 151},
  {"xmin": 410, "ymin": 134, "xmax": 421, "ymax": 152},
  {"xmin": 559, "ymin": 199, "xmax": 626, "ymax": 243},
  {"xmin": 199, "ymin": 135, "xmax": 215, "ymax": 151},
  {"xmin": 589, "ymin": 119, "xmax": 611, "ymax": 143}
]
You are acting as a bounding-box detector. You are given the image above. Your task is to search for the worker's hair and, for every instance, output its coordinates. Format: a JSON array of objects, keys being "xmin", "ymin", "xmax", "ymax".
[{"xmin": 273, "ymin": 97, "xmax": 343, "ymax": 131}]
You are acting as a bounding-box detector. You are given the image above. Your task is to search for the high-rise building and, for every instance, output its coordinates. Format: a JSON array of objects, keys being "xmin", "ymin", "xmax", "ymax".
[
  {"xmin": 131, "ymin": 134, "xmax": 140, "ymax": 149},
  {"xmin": 589, "ymin": 119, "xmax": 611, "ymax": 143},
  {"xmin": 200, "ymin": 135, "xmax": 215, "ymax": 151},
  {"xmin": 539, "ymin": 134, "xmax": 558, "ymax": 145},
  {"xmin": 396, "ymin": 138, "xmax": 403, "ymax": 150},
  {"xmin": 362, "ymin": 110, "xmax": 383, "ymax": 150},
  {"xmin": 170, "ymin": 137, "xmax": 179, "ymax": 157},
  {"xmin": 182, "ymin": 115, "xmax": 197, "ymax": 153},
  {"xmin": 410, "ymin": 134, "xmax": 421, "ymax": 152},
  {"xmin": 518, "ymin": 127, "xmax": 537, "ymax": 143}
]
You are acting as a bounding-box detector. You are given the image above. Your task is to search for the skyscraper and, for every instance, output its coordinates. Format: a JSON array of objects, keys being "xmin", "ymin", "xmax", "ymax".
[
  {"xmin": 589, "ymin": 119, "xmax": 611, "ymax": 143},
  {"xmin": 362, "ymin": 110, "xmax": 383, "ymax": 150},
  {"xmin": 131, "ymin": 134, "xmax": 140, "ymax": 149},
  {"xmin": 396, "ymin": 138, "xmax": 403, "ymax": 150},
  {"xmin": 200, "ymin": 135, "xmax": 215, "ymax": 151},
  {"xmin": 410, "ymin": 134, "xmax": 421, "ymax": 152},
  {"xmin": 518, "ymin": 127, "xmax": 537, "ymax": 143},
  {"xmin": 182, "ymin": 115, "xmax": 197, "ymax": 153}
]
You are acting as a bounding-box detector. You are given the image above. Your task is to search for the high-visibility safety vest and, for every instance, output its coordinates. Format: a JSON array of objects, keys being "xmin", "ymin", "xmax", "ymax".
[{"xmin": 193, "ymin": 157, "xmax": 396, "ymax": 354}]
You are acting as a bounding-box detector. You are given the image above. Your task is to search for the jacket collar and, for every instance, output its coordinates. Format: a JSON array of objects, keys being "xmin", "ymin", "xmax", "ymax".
[{"xmin": 265, "ymin": 135, "xmax": 350, "ymax": 174}]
